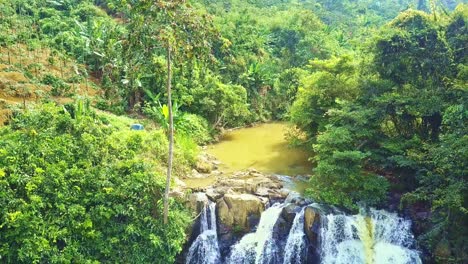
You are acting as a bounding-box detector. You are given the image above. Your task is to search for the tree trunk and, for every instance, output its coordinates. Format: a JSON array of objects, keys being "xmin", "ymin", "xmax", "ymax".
[{"xmin": 163, "ymin": 45, "xmax": 173, "ymax": 224}]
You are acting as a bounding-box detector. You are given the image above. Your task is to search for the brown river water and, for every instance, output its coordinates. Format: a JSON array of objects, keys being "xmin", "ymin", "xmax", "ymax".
[
  {"xmin": 183, "ymin": 123, "xmax": 313, "ymax": 191},
  {"xmin": 207, "ymin": 122, "xmax": 312, "ymax": 175}
]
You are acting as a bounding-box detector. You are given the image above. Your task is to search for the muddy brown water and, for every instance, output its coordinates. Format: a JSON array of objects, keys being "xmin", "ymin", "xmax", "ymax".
[{"xmin": 207, "ymin": 122, "xmax": 312, "ymax": 176}]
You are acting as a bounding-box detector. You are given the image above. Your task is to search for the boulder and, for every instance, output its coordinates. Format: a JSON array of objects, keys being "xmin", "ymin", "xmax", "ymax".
[
  {"xmin": 285, "ymin": 191, "xmax": 302, "ymax": 203},
  {"xmin": 195, "ymin": 159, "xmax": 213, "ymax": 173},
  {"xmin": 281, "ymin": 204, "xmax": 301, "ymax": 223},
  {"xmin": 304, "ymin": 206, "xmax": 321, "ymax": 264},
  {"xmin": 304, "ymin": 206, "xmax": 321, "ymax": 245},
  {"xmin": 268, "ymin": 189, "xmax": 286, "ymax": 201},
  {"xmin": 280, "ymin": 188, "xmax": 290, "ymax": 199},
  {"xmin": 255, "ymin": 187, "xmax": 270, "ymax": 197},
  {"xmin": 187, "ymin": 192, "xmax": 208, "ymax": 213},
  {"xmin": 170, "ymin": 177, "xmax": 187, "ymax": 198},
  {"xmin": 213, "ymin": 170, "xmax": 284, "ymax": 196},
  {"xmin": 205, "ymin": 188, "xmax": 223, "ymax": 201},
  {"xmin": 174, "ymin": 177, "xmax": 187, "ymax": 188},
  {"xmin": 217, "ymin": 178, "xmax": 251, "ymax": 193},
  {"xmin": 194, "ymin": 153, "xmax": 218, "ymax": 174},
  {"xmin": 216, "ymin": 193, "xmax": 265, "ymax": 233},
  {"xmin": 188, "ymin": 169, "xmax": 210, "ymax": 179}
]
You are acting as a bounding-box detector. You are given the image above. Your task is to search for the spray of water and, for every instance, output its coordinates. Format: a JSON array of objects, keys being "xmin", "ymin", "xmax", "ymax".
[
  {"xmin": 227, "ymin": 203, "xmax": 284, "ymax": 264},
  {"xmin": 186, "ymin": 202, "xmax": 221, "ymax": 264},
  {"xmin": 185, "ymin": 199, "xmax": 422, "ymax": 264},
  {"xmin": 283, "ymin": 207, "xmax": 307, "ymax": 264},
  {"xmin": 320, "ymin": 209, "xmax": 422, "ymax": 264}
]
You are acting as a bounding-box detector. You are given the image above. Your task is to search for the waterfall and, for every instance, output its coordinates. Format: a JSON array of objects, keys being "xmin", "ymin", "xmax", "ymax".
[
  {"xmin": 184, "ymin": 199, "xmax": 422, "ymax": 264},
  {"xmin": 186, "ymin": 202, "xmax": 221, "ymax": 264},
  {"xmin": 283, "ymin": 207, "xmax": 307, "ymax": 264},
  {"xmin": 227, "ymin": 203, "xmax": 284, "ymax": 264},
  {"xmin": 320, "ymin": 209, "xmax": 422, "ymax": 264}
]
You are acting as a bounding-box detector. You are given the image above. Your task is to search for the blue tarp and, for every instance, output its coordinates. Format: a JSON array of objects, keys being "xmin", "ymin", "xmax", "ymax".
[{"xmin": 130, "ymin": 124, "xmax": 144, "ymax": 130}]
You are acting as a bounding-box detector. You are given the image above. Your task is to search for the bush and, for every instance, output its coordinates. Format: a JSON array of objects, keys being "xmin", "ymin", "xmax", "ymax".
[
  {"xmin": 177, "ymin": 114, "xmax": 212, "ymax": 145},
  {"xmin": 41, "ymin": 74, "xmax": 71, "ymax": 96},
  {"xmin": 0, "ymin": 104, "xmax": 191, "ymax": 263}
]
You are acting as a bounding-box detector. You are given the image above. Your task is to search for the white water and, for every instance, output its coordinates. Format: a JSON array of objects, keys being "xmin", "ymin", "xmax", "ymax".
[
  {"xmin": 320, "ymin": 209, "xmax": 422, "ymax": 264},
  {"xmin": 186, "ymin": 202, "xmax": 221, "ymax": 264},
  {"xmin": 283, "ymin": 207, "xmax": 307, "ymax": 264},
  {"xmin": 227, "ymin": 203, "xmax": 284, "ymax": 264},
  {"xmin": 185, "ymin": 200, "xmax": 422, "ymax": 264}
]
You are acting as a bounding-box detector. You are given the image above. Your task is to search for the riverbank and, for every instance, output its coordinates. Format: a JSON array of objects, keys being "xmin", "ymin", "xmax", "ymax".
[{"xmin": 174, "ymin": 122, "xmax": 314, "ymax": 198}]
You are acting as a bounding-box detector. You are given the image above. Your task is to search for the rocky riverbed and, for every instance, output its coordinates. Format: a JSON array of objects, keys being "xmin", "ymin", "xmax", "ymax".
[{"xmin": 173, "ymin": 152, "xmax": 319, "ymax": 263}]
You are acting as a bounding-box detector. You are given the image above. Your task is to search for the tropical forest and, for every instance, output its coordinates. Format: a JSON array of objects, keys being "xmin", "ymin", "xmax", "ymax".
[{"xmin": 0, "ymin": 0, "xmax": 466, "ymax": 263}]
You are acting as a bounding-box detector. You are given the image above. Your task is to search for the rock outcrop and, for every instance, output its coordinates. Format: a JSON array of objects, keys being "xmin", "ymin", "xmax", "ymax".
[
  {"xmin": 304, "ymin": 206, "xmax": 321, "ymax": 263},
  {"xmin": 187, "ymin": 192, "xmax": 209, "ymax": 213},
  {"xmin": 304, "ymin": 206, "xmax": 321, "ymax": 245},
  {"xmin": 216, "ymin": 193, "xmax": 265, "ymax": 233},
  {"xmin": 213, "ymin": 170, "xmax": 284, "ymax": 195},
  {"xmin": 183, "ymin": 169, "xmax": 292, "ymax": 236},
  {"xmin": 178, "ymin": 150, "xmax": 317, "ymax": 263}
]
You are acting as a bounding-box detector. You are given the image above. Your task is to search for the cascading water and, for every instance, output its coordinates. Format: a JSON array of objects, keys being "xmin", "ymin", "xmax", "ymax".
[
  {"xmin": 283, "ymin": 207, "xmax": 307, "ymax": 264},
  {"xmin": 184, "ymin": 200, "xmax": 421, "ymax": 264},
  {"xmin": 227, "ymin": 203, "xmax": 284, "ymax": 264},
  {"xmin": 186, "ymin": 202, "xmax": 221, "ymax": 264},
  {"xmin": 320, "ymin": 208, "xmax": 422, "ymax": 264}
]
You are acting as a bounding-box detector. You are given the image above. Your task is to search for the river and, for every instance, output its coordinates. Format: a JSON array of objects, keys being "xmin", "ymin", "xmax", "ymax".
[
  {"xmin": 207, "ymin": 122, "xmax": 312, "ymax": 176},
  {"xmin": 184, "ymin": 123, "xmax": 422, "ymax": 264}
]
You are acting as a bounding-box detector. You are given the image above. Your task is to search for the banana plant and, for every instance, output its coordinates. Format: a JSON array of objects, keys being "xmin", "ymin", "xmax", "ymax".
[{"xmin": 143, "ymin": 89, "xmax": 183, "ymax": 131}]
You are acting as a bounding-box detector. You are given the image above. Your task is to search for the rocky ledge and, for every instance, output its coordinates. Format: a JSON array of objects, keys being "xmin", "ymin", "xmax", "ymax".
[
  {"xmin": 175, "ymin": 153, "xmax": 317, "ymax": 262},
  {"xmin": 186, "ymin": 169, "xmax": 290, "ymax": 233}
]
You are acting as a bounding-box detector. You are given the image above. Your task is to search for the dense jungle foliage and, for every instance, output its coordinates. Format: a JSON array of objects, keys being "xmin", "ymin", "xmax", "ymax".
[
  {"xmin": 0, "ymin": 0, "xmax": 466, "ymax": 263},
  {"xmin": 0, "ymin": 102, "xmax": 199, "ymax": 263},
  {"xmin": 291, "ymin": 7, "xmax": 468, "ymax": 262}
]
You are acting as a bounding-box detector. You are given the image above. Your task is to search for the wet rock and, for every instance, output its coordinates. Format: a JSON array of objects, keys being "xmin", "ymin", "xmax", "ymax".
[
  {"xmin": 259, "ymin": 196, "xmax": 269, "ymax": 203},
  {"xmin": 280, "ymin": 188, "xmax": 290, "ymax": 198},
  {"xmin": 304, "ymin": 206, "xmax": 321, "ymax": 264},
  {"xmin": 285, "ymin": 191, "xmax": 302, "ymax": 203},
  {"xmin": 268, "ymin": 189, "xmax": 285, "ymax": 200},
  {"xmin": 274, "ymin": 212, "xmax": 294, "ymax": 246},
  {"xmin": 281, "ymin": 204, "xmax": 301, "ymax": 223},
  {"xmin": 216, "ymin": 193, "xmax": 265, "ymax": 233},
  {"xmin": 205, "ymin": 188, "xmax": 223, "ymax": 201},
  {"xmin": 304, "ymin": 206, "xmax": 321, "ymax": 246},
  {"xmin": 187, "ymin": 192, "xmax": 208, "ymax": 213}
]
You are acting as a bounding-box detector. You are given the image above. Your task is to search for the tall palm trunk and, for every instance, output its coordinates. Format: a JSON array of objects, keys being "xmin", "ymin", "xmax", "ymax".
[{"xmin": 163, "ymin": 45, "xmax": 173, "ymax": 224}]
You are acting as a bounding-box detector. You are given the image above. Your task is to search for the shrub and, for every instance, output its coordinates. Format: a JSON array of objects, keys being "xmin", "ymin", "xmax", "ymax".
[
  {"xmin": 177, "ymin": 114, "xmax": 212, "ymax": 145},
  {"xmin": 41, "ymin": 74, "xmax": 71, "ymax": 96},
  {"xmin": 0, "ymin": 104, "xmax": 191, "ymax": 263}
]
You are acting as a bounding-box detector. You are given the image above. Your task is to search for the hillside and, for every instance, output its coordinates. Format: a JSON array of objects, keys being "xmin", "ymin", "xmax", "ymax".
[
  {"xmin": 0, "ymin": 44, "xmax": 101, "ymax": 125},
  {"xmin": 0, "ymin": 0, "xmax": 467, "ymax": 263}
]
